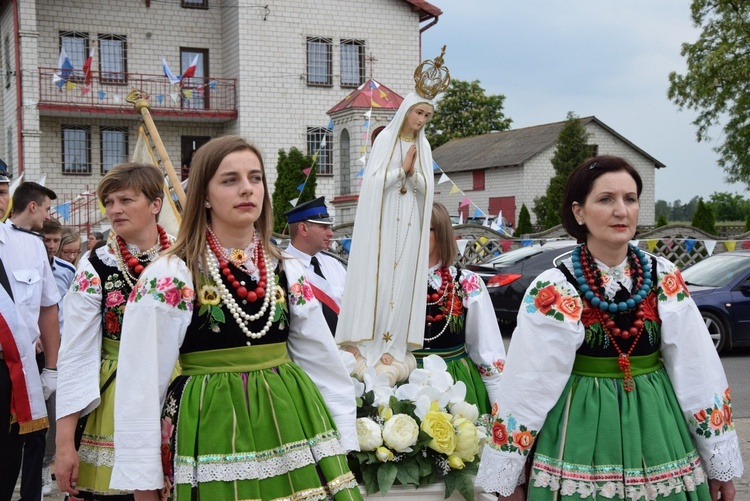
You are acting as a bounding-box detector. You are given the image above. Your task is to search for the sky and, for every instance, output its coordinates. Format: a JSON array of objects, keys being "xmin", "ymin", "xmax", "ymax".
[{"xmin": 420, "ymin": 0, "xmax": 748, "ymax": 203}]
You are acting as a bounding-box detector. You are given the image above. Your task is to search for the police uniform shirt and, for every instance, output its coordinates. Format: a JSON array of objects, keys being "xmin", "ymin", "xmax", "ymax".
[
  {"xmin": 285, "ymin": 243, "xmax": 346, "ymax": 305},
  {"xmin": 0, "ymin": 222, "xmax": 61, "ymax": 346}
]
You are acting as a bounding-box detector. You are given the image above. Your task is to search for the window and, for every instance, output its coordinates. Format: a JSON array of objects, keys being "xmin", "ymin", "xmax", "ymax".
[
  {"xmin": 4, "ymin": 35, "xmax": 11, "ymax": 89},
  {"xmin": 306, "ymin": 37, "xmax": 332, "ymax": 86},
  {"xmin": 587, "ymin": 144, "xmax": 599, "ymax": 158},
  {"xmin": 340, "ymin": 39, "xmax": 365, "ymax": 88},
  {"xmin": 60, "ymin": 32, "xmax": 88, "ymax": 80},
  {"xmin": 339, "ymin": 129, "xmax": 350, "ymax": 194},
  {"xmin": 99, "ymin": 34, "xmax": 126, "ymax": 84},
  {"xmin": 182, "ymin": 0, "xmax": 208, "ymax": 8},
  {"xmin": 180, "ymin": 49, "xmax": 208, "ymax": 109},
  {"xmin": 473, "ymin": 170, "xmax": 485, "ymax": 191},
  {"xmin": 62, "ymin": 125, "xmax": 91, "ymax": 175},
  {"xmin": 307, "ymin": 127, "xmax": 333, "ymax": 175},
  {"xmin": 101, "ymin": 127, "xmax": 128, "ymax": 173}
]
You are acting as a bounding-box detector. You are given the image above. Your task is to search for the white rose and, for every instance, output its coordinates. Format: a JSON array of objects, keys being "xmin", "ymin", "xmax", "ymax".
[
  {"xmin": 382, "ymin": 413, "xmax": 419, "ymax": 452},
  {"xmin": 449, "ymin": 401, "xmax": 479, "ymax": 423},
  {"xmin": 356, "ymin": 417, "xmax": 383, "ymax": 452}
]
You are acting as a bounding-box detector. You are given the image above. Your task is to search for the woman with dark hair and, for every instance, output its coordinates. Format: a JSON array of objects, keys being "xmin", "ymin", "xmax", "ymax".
[
  {"xmin": 411, "ymin": 202, "xmax": 505, "ymax": 416},
  {"xmin": 56, "ymin": 162, "xmax": 172, "ymax": 499},
  {"xmin": 476, "ymin": 155, "xmax": 742, "ymax": 500},
  {"xmin": 110, "ymin": 136, "xmax": 360, "ymax": 501}
]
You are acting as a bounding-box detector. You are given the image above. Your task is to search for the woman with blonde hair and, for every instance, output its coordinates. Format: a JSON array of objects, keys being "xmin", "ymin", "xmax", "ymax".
[
  {"xmin": 57, "ymin": 227, "xmax": 83, "ymax": 267},
  {"xmin": 111, "ymin": 136, "xmax": 360, "ymax": 500}
]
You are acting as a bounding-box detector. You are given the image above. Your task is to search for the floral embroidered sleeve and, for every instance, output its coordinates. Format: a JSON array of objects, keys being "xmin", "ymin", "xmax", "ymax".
[
  {"xmin": 459, "ymin": 269, "xmax": 506, "ymax": 411},
  {"xmin": 656, "ymin": 257, "xmax": 744, "ymax": 481},
  {"xmin": 476, "ymin": 268, "xmax": 585, "ymax": 496},
  {"xmin": 112, "ymin": 256, "xmax": 194, "ymax": 491},
  {"xmin": 281, "ymin": 257, "xmax": 359, "ymax": 453},
  {"xmin": 57, "ymin": 260, "xmax": 105, "ymax": 419}
]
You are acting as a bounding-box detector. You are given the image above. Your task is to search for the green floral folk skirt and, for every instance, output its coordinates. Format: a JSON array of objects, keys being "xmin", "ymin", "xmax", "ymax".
[
  {"xmin": 162, "ymin": 343, "xmax": 362, "ymax": 501},
  {"xmin": 528, "ymin": 353, "xmax": 710, "ymax": 500},
  {"xmin": 413, "ymin": 345, "xmax": 491, "ymax": 416},
  {"xmin": 77, "ymin": 338, "xmax": 131, "ymax": 497}
]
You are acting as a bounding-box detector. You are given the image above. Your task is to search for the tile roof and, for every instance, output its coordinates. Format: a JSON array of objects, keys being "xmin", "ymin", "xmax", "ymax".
[
  {"xmin": 432, "ymin": 116, "xmax": 666, "ymax": 173},
  {"xmin": 327, "ymin": 79, "xmax": 404, "ymax": 114},
  {"xmin": 403, "ymin": 0, "xmax": 442, "ymax": 21}
]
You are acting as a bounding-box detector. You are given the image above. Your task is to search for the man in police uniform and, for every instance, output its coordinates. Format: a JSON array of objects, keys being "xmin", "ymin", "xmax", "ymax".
[
  {"xmin": 0, "ymin": 171, "xmax": 61, "ymax": 501},
  {"xmin": 284, "ymin": 197, "xmax": 346, "ymax": 335}
]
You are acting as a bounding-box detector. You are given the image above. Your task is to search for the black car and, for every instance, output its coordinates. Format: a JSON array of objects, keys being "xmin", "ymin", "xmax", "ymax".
[
  {"xmin": 682, "ymin": 251, "xmax": 750, "ymax": 352},
  {"xmin": 467, "ymin": 241, "xmax": 577, "ymax": 327}
]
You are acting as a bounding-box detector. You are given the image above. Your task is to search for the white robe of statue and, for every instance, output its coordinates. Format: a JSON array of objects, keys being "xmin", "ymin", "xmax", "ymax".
[{"xmin": 336, "ymin": 91, "xmax": 435, "ymax": 385}]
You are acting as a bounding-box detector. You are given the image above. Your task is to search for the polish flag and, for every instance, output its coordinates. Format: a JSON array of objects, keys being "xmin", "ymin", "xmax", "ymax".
[
  {"xmin": 82, "ymin": 49, "xmax": 94, "ymax": 87},
  {"xmin": 181, "ymin": 54, "xmax": 199, "ymax": 81}
]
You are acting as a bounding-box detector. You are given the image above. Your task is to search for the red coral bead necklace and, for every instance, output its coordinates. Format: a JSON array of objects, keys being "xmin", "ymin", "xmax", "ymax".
[{"xmin": 115, "ymin": 224, "xmax": 171, "ymax": 288}]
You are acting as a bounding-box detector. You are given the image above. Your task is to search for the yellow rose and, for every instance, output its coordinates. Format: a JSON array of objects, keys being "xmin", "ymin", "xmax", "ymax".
[
  {"xmin": 421, "ymin": 410, "xmax": 457, "ymax": 455},
  {"xmin": 375, "ymin": 446, "xmax": 394, "ymax": 462},
  {"xmin": 447, "ymin": 454, "xmax": 465, "ymax": 470},
  {"xmin": 452, "ymin": 417, "xmax": 480, "ymax": 462},
  {"xmin": 378, "ymin": 405, "xmax": 393, "ymax": 421},
  {"xmin": 199, "ymin": 285, "xmax": 220, "ymax": 305}
]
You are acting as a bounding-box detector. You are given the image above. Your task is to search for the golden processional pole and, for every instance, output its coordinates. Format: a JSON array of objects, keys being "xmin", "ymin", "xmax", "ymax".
[{"xmin": 127, "ymin": 89, "xmax": 187, "ymax": 208}]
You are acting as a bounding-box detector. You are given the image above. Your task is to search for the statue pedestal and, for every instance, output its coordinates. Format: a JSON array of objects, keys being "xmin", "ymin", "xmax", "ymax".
[{"xmin": 360, "ymin": 482, "xmax": 495, "ymax": 500}]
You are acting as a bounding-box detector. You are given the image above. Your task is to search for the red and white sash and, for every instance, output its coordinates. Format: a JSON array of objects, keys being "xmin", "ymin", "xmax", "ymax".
[
  {"xmin": 306, "ymin": 271, "xmax": 341, "ymax": 315},
  {"xmin": 0, "ymin": 287, "xmax": 48, "ymax": 433}
]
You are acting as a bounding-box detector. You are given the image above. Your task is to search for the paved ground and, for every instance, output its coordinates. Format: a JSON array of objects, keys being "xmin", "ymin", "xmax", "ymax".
[{"xmin": 17, "ymin": 417, "xmax": 750, "ymax": 500}]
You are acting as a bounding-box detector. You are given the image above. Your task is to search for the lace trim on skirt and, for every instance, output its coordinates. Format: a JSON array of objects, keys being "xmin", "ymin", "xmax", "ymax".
[{"xmin": 173, "ymin": 430, "xmax": 344, "ymax": 486}]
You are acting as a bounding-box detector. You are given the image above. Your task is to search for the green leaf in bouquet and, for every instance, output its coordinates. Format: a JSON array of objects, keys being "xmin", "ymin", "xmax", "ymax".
[
  {"xmin": 416, "ymin": 452, "xmax": 434, "ymax": 477},
  {"xmin": 395, "ymin": 458, "xmax": 420, "ymax": 486},
  {"xmin": 416, "ymin": 429, "xmax": 433, "ymax": 449},
  {"xmin": 444, "ymin": 471, "xmax": 458, "ymax": 499},
  {"xmin": 377, "ymin": 462, "xmax": 399, "ymax": 495},
  {"xmin": 361, "ymin": 464, "xmax": 380, "ymax": 495},
  {"xmin": 447, "ymin": 470, "xmax": 476, "ymax": 501},
  {"xmin": 389, "ymin": 395, "xmax": 416, "ymax": 416}
]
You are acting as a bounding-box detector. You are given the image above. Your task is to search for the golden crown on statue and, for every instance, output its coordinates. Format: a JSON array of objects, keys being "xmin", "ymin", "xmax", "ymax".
[{"xmin": 413, "ymin": 45, "xmax": 450, "ymax": 100}]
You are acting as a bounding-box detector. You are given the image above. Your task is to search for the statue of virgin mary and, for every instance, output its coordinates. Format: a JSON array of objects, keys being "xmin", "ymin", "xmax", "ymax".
[{"xmin": 336, "ymin": 48, "xmax": 450, "ymax": 385}]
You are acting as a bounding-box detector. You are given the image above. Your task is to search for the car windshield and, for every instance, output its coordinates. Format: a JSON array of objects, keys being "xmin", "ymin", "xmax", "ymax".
[
  {"xmin": 682, "ymin": 254, "xmax": 750, "ymax": 287},
  {"xmin": 485, "ymin": 246, "xmax": 544, "ymax": 265}
]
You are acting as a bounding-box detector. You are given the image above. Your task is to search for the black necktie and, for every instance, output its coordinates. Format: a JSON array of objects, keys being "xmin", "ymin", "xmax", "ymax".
[
  {"xmin": 310, "ymin": 256, "xmax": 337, "ymax": 335},
  {"xmin": 310, "ymin": 256, "xmax": 325, "ymax": 278},
  {"xmin": 0, "ymin": 256, "xmax": 14, "ymax": 301}
]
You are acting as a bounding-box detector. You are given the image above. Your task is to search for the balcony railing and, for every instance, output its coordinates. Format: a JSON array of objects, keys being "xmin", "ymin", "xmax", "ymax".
[{"xmin": 38, "ymin": 68, "xmax": 237, "ymax": 119}]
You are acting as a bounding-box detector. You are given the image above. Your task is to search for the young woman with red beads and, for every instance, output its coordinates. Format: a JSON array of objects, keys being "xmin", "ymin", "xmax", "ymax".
[
  {"xmin": 110, "ymin": 136, "xmax": 361, "ymax": 501},
  {"xmin": 411, "ymin": 202, "xmax": 505, "ymax": 417},
  {"xmin": 56, "ymin": 163, "xmax": 173, "ymax": 500},
  {"xmin": 476, "ymin": 156, "xmax": 743, "ymax": 500}
]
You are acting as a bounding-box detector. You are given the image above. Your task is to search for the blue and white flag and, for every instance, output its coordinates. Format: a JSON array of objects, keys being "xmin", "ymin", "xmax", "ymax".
[
  {"xmin": 53, "ymin": 48, "xmax": 74, "ymax": 89},
  {"xmin": 162, "ymin": 56, "xmax": 181, "ymax": 85}
]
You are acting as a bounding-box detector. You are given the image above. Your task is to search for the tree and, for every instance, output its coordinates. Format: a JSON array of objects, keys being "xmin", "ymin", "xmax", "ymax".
[
  {"xmin": 655, "ymin": 199, "xmax": 670, "ymax": 220},
  {"xmin": 271, "ymin": 147, "xmax": 317, "ymax": 233},
  {"xmin": 515, "ymin": 204, "xmax": 533, "ymax": 236},
  {"xmin": 667, "ymin": 0, "xmax": 750, "ymax": 186},
  {"xmin": 426, "ymin": 79, "xmax": 512, "ymax": 149},
  {"xmin": 707, "ymin": 191, "xmax": 750, "ymax": 221},
  {"xmin": 691, "ymin": 198, "xmax": 717, "ymax": 234},
  {"xmin": 534, "ymin": 112, "xmax": 592, "ymax": 229},
  {"xmin": 656, "ymin": 213, "xmax": 669, "ymax": 227}
]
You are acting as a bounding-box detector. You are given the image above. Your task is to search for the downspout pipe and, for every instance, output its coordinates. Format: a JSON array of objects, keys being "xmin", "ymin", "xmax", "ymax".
[{"xmin": 12, "ymin": 0, "xmax": 24, "ymax": 175}]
